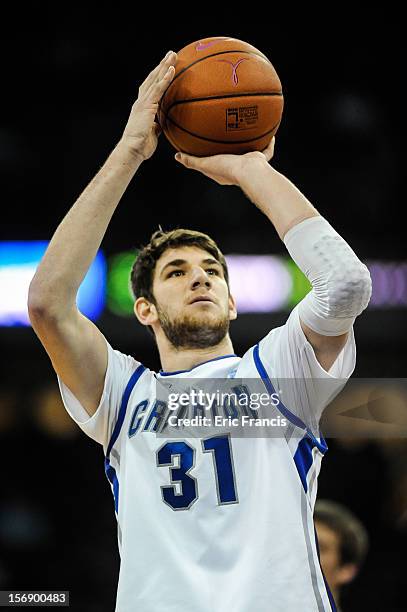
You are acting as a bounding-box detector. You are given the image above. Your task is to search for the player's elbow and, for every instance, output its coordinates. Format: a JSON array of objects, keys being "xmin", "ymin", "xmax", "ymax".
[
  {"xmin": 28, "ymin": 280, "xmax": 61, "ymax": 324},
  {"xmin": 327, "ymin": 261, "xmax": 372, "ymax": 318},
  {"xmin": 28, "ymin": 282, "xmax": 45, "ymax": 318}
]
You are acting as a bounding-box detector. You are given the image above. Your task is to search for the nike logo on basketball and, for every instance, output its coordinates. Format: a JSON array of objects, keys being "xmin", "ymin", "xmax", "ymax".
[
  {"xmin": 196, "ymin": 39, "xmax": 231, "ymax": 51},
  {"xmin": 217, "ymin": 58, "xmax": 248, "ymax": 86}
]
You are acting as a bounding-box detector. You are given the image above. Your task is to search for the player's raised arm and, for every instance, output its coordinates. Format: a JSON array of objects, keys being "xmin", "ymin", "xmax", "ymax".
[
  {"xmin": 174, "ymin": 138, "xmax": 372, "ymax": 372},
  {"xmin": 28, "ymin": 51, "xmax": 177, "ymax": 416}
]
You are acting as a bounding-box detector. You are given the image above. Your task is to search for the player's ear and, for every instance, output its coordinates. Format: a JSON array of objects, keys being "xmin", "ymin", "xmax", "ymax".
[
  {"xmin": 336, "ymin": 562, "xmax": 358, "ymax": 586},
  {"xmin": 134, "ymin": 297, "xmax": 159, "ymax": 326},
  {"xmin": 228, "ymin": 293, "xmax": 237, "ymax": 321}
]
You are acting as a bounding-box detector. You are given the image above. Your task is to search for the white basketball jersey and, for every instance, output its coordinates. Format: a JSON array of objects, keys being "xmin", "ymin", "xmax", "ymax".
[{"xmin": 58, "ymin": 305, "xmax": 355, "ymax": 612}]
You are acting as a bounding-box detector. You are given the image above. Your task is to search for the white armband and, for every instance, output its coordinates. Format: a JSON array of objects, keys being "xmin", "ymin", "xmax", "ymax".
[{"xmin": 283, "ymin": 216, "xmax": 372, "ymax": 336}]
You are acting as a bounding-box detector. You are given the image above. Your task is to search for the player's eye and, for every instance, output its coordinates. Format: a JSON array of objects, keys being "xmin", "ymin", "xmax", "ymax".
[
  {"xmin": 168, "ymin": 269, "xmax": 184, "ymax": 278},
  {"xmin": 206, "ymin": 268, "xmax": 219, "ymax": 275}
]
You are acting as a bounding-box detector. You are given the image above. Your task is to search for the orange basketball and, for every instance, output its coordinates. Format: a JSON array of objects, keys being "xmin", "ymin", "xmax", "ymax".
[{"xmin": 158, "ymin": 36, "xmax": 283, "ymax": 157}]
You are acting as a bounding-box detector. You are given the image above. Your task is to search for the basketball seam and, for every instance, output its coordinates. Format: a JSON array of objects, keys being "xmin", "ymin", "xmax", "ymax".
[
  {"xmin": 161, "ymin": 110, "xmax": 281, "ymax": 145},
  {"xmin": 161, "ymin": 49, "xmax": 276, "ymax": 108},
  {"xmin": 165, "ymin": 92, "xmax": 283, "ymax": 115}
]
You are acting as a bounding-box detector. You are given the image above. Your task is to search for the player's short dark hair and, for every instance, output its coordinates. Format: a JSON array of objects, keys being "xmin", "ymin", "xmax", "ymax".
[
  {"xmin": 130, "ymin": 228, "xmax": 229, "ymax": 303},
  {"xmin": 314, "ymin": 499, "xmax": 369, "ymax": 567}
]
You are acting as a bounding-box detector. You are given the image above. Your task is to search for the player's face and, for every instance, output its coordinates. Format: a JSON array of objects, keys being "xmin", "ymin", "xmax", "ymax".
[
  {"xmin": 315, "ymin": 520, "xmax": 359, "ymax": 601},
  {"xmin": 151, "ymin": 246, "xmax": 237, "ymax": 349},
  {"xmin": 315, "ymin": 521, "xmax": 342, "ymax": 590}
]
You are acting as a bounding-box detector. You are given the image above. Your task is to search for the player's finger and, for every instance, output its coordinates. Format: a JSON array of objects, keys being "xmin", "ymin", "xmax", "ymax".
[
  {"xmin": 262, "ymin": 136, "xmax": 275, "ymax": 161},
  {"xmin": 150, "ymin": 52, "xmax": 177, "ymax": 92},
  {"xmin": 147, "ymin": 65, "xmax": 176, "ymax": 103},
  {"xmin": 174, "ymin": 152, "xmax": 204, "ymax": 171},
  {"xmin": 155, "ymin": 51, "xmax": 177, "ymax": 83},
  {"xmin": 175, "ymin": 154, "xmax": 219, "ymax": 182},
  {"xmin": 174, "ymin": 152, "xmax": 192, "ymax": 168},
  {"xmin": 139, "ymin": 50, "xmax": 174, "ymax": 95}
]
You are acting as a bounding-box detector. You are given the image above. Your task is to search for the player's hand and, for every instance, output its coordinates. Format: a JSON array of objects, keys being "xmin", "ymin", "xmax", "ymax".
[
  {"xmin": 174, "ymin": 137, "xmax": 275, "ymax": 186},
  {"xmin": 120, "ymin": 51, "xmax": 177, "ymax": 162}
]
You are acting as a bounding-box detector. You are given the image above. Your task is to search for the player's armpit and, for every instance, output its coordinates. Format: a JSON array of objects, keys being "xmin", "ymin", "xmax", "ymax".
[
  {"xmin": 300, "ymin": 319, "xmax": 348, "ymax": 372},
  {"xmin": 28, "ymin": 306, "xmax": 108, "ymax": 417}
]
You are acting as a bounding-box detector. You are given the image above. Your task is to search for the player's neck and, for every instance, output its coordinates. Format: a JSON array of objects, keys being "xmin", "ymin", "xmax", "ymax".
[{"xmin": 157, "ymin": 333, "xmax": 235, "ymax": 374}]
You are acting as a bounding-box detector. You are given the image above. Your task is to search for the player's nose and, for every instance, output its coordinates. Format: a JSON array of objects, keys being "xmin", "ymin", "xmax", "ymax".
[{"xmin": 190, "ymin": 266, "xmax": 211, "ymax": 289}]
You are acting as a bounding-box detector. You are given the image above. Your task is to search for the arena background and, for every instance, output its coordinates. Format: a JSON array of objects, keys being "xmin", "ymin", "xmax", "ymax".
[{"xmin": 0, "ymin": 5, "xmax": 405, "ymax": 611}]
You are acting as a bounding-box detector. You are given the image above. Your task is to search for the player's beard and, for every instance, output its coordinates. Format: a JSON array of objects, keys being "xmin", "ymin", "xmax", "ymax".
[{"xmin": 156, "ymin": 303, "xmax": 230, "ymax": 349}]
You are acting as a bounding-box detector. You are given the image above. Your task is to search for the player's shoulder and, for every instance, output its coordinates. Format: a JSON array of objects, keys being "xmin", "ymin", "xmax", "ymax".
[
  {"xmin": 237, "ymin": 307, "xmax": 304, "ymax": 373},
  {"xmin": 258, "ymin": 306, "xmax": 305, "ymax": 352},
  {"xmin": 106, "ymin": 340, "xmax": 154, "ymax": 386}
]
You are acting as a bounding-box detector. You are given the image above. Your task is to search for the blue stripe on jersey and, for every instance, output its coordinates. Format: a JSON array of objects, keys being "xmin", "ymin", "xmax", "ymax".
[
  {"xmin": 106, "ymin": 364, "xmax": 146, "ymax": 456},
  {"xmin": 253, "ymin": 343, "xmax": 307, "ymax": 429},
  {"xmin": 104, "ymin": 364, "xmax": 146, "ymax": 512},
  {"xmin": 105, "ymin": 462, "xmax": 120, "ymax": 513},
  {"xmin": 253, "ymin": 343, "xmax": 328, "ymax": 454},
  {"xmin": 293, "ymin": 436, "xmax": 314, "ymax": 492},
  {"xmin": 158, "ymin": 353, "xmax": 237, "ymax": 376}
]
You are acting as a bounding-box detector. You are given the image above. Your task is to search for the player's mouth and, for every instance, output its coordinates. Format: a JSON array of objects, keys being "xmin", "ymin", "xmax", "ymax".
[{"xmin": 188, "ymin": 295, "xmax": 215, "ymax": 305}]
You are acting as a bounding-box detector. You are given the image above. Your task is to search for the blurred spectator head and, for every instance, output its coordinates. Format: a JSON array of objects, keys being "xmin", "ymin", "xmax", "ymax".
[
  {"xmin": 31, "ymin": 383, "xmax": 79, "ymax": 439},
  {"xmin": 314, "ymin": 499, "xmax": 369, "ymax": 602},
  {"xmin": 0, "ymin": 390, "xmax": 18, "ymax": 434}
]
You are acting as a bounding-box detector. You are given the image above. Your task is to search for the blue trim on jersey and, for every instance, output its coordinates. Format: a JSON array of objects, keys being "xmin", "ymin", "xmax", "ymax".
[
  {"xmin": 105, "ymin": 462, "xmax": 120, "ymax": 513},
  {"xmin": 253, "ymin": 343, "xmax": 328, "ymax": 454},
  {"xmin": 106, "ymin": 364, "xmax": 146, "ymax": 456},
  {"xmin": 104, "ymin": 364, "xmax": 146, "ymax": 512},
  {"xmin": 158, "ymin": 353, "xmax": 238, "ymax": 376},
  {"xmin": 253, "ymin": 343, "xmax": 307, "ymax": 429},
  {"xmin": 318, "ymin": 432, "xmax": 328, "ymax": 455},
  {"xmin": 293, "ymin": 436, "xmax": 314, "ymax": 492}
]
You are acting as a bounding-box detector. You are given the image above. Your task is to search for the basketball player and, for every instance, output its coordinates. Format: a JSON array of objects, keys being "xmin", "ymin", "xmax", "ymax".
[{"xmin": 28, "ymin": 51, "xmax": 371, "ymax": 611}]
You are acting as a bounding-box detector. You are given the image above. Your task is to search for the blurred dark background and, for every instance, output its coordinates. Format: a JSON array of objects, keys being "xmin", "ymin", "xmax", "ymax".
[{"xmin": 0, "ymin": 4, "xmax": 406, "ymax": 611}]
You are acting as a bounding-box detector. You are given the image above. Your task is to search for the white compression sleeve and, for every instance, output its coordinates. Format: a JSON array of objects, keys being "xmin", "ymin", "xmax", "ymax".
[{"xmin": 283, "ymin": 216, "xmax": 372, "ymax": 336}]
